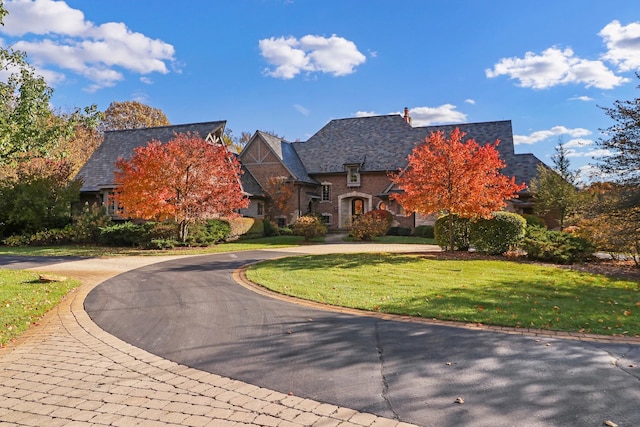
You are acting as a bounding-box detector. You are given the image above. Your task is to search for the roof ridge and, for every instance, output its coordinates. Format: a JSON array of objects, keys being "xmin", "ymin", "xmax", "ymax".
[{"xmin": 104, "ymin": 120, "xmax": 226, "ymax": 134}]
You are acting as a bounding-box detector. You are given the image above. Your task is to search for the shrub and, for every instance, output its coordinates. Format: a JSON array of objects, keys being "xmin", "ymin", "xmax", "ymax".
[
  {"xmin": 2, "ymin": 235, "xmax": 30, "ymax": 246},
  {"xmin": 28, "ymin": 226, "xmax": 75, "ymax": 246},
  {"xmin": 98, "ymin": 222, "xmax": 148, "ymax": 247},
  {"xmin": 146, "ymin": 238, "xmax": 179, "ymax": 250},
  {"xmin": 523, "ymin": 214, "xmax": 546, "ymax": 229},
  {"xmin": 470, "ymin": 212, "xmax": 526, "ymax": 255},
  {"xmin": 414, "ymin": 225, "xmax": 435, "ymax": 238},
  {"xmin": 349, "ymin": 210, "xmax": 393, "ymax": 241},
  {"xmin": 520, "ymin": 226, "xmax": 595, "ymax": 264},
  {"xmin": 186, "ymin": 219, "xmax": 232, "ymax": 245},
  {"xmin": 227, "ymin": 217, "xmax": 258, "ymax": 240},
  {"xmin": 73, "ymin": 203, "xmax": 112, "ymax": 243},
  {"xmin": 263, "ymin": 219, "xmax": 279, "ymax": 237},
  {"xmin": 434, "ymin": 215, "xmax": 471, "ymax": 251},
  {"xmin": 243, "ymin": 218, "xmax": 265, "ymax": 239},
  {"xmin": 387, "ymin": 226, "xmax": 412, "ymax": 236},
  {"xmin": 348, "ymin": 213, "xmax": 390, "ymax": 241},
  {"xmin": 205, "ymin": 219, "xmax": 232, "ymax": 243},
  {"xmin": 292, "ymin": 215, "xmax": 327, "ymax": 241}
]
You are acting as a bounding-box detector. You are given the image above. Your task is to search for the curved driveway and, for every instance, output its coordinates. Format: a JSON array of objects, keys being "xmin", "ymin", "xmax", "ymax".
[{"xmin": 84, "ymin": 247, "xmax": 640, "ymax": 427}]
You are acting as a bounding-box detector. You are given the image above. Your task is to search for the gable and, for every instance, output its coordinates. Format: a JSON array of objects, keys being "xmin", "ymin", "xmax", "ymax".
[
  {"xmin": 241, "ymin": 134, "xmax": 284, "ymax": 166},
  {"xmin": 240, "ymin": 131, "xmax": 317, "ymax": 185}
]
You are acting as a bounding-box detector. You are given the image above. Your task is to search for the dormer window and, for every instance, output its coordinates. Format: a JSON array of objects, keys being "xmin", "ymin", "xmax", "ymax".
[{"xmin": 347, "ymin": 165, "xmax": 360, "ymax": 187}]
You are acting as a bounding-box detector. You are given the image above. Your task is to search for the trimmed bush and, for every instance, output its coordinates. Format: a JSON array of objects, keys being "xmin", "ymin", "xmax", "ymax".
[
  {"xmin": 434, "ymin": 215, "xmax": 471, "ymax": 251},
  {"xmin": 470, "ymin": 212, "xmax": 526, "ymax": 255},
  {"xmin": 387, "ymin": 226, "xmax": 412, "ymax": 236},
  {"xmin": 227, "ymin": 217, "xmax": 258, "ymax": 240},
  {"xmin": 413, "ymin": 225, "xmax": 435, "ymax": 238},
  {"xmin": 243, "ymin": 218, "xmax": 265, "ymax": 239},
  {"xmin": 520, "ymin": 226, "xmax": 595, "ymax": 264},
  {"xmin": 292, "ymin": 215, "xmax": 327, "ymax": 241}
]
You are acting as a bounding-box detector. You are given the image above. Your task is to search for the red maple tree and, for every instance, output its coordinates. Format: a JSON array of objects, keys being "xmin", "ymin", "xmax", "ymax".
[
  {"xmin": 114, "ymin": 132, "xmax": 249, "ymax": 241},
  {"xmin": 391, "ymin": 128, "xmax": 525, "ymax": 250}
]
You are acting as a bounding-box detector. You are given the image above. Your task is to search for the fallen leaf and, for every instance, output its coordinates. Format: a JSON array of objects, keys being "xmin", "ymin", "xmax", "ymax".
[
  {"xmin": 446, "ymin": 362, "xmax": 452, "ymax": 366},
  {"xmin": 604, "ymin": 420, "xmax": 618, "ymax": 427},
  {"xmin": 454, "ymin": 397, "xmax": 464, "ymax": 404}
]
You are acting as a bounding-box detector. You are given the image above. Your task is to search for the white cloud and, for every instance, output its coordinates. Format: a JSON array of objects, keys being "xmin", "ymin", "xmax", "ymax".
[
  {"xmin": 2, "ymin": 0, "xmax": 176, "ymax": 91},
  {"xmin": 3, "ymin": 0, "xmax": 89, "ymax": 36},
  {"xmin": 464, "ymin": 99, "xmax": 476, "ymax": 105},
  {"xmin": 486, "ymin": 47, "xmax": 628, "ymax": 89},
  {"xmin": 514, "ymin": 125, "xmax": 592, "ymax": 145},
  {"xmin": 259, "ymin": 34, "xmax": 366, "ymax": 79},
  {"xmin": 600, "ymin": 20, "xmax": 640, "ymax": 72},
  {"xmin": 355, "ymin": 111, "xmax": 377, "ymax": 117},
  {"xmin": 404, "ymin": 105, "xmax": 467, "ymax": 126},
  {"xmin": 569, "ymin": 95, "xmax": 594, "ymax": 101},
  {"xmin": 293, "ymin": 103, "xmax": 310, "ymax": 116}
]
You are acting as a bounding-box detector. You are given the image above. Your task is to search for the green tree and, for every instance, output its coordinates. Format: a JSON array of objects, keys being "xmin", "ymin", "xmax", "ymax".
[
  {"xmin": 0, "ymin": 5, "xmax": 99, "ymax": 165},
  {"xmin": 0, "ymin": 158, "xmax": 81, "ymax": 237},
  {"xmin": 529, "ymin": 141, "xmax": 579, "ymax": 230},
  {"xmin": 595, "ymin": 72, "xmax": 640, "ymax": 187}
]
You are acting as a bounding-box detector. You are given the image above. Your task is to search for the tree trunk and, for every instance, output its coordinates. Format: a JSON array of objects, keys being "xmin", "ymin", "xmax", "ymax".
[
  {"xmin": 448, "ymin": 214, "xmax": 454, "ymax": 252},
  {"xmin": 179, "ymin": 221, "xmax": 189, "ymax": 243}
]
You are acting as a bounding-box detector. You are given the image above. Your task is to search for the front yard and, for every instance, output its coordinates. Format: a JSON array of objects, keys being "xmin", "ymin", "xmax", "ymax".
[{"xmin": 246, "ymin": 252, "xmax": 640, "ymax": 337}]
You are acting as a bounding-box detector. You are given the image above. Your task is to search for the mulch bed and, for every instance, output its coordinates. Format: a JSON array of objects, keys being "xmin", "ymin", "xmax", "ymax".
[{"xmin": 419, "ymin": 251, "xmax": 640, "ymax": 281}]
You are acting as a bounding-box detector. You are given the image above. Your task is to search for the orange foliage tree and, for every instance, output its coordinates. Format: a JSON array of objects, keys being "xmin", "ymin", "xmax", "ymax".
[
  {"xmin": 391, "ymin": 128, "xmax": 525, "ymax": 250},
  {"xmin": 114, "ymin": 133, "xmax": 248, "ymax": 242}
]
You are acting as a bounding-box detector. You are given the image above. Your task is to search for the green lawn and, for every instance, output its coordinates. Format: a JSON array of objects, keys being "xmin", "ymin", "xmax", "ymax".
[
  {"xmin": 246, "ymin": 253, "xmax": 640, "ymax": 336},
  {"xmin": 0, "ymin": 269, "xmax": 80, "ymax": 346}
]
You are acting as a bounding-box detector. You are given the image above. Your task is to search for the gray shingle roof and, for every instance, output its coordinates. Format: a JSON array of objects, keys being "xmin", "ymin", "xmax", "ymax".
[
  {"xmin": 239, "ymin": 166, "xmax": 265, "ymax": 197},
  {"xmin": 76, "ymin": 121, "xmax": 226, "ymax": 192},
  {"xmin": 293, "ymin": 114, "xmax": 544, "ymax": 187},
  {"xmin": 255, "ymin": 131, "xmax": 317, "ymax": 184}
]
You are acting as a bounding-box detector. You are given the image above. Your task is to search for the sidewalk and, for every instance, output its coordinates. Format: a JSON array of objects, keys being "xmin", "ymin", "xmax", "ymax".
[{"xmin": 0, "ymin": 252, "xmax": 421, "ymax": 427}]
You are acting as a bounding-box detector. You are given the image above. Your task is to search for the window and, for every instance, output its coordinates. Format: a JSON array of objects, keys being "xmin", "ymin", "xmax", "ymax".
[
  {"xmin": 347, "ymin": 166, "xmax": 360, "ymax": 187},
  {"xmin": 257, "ymin": 201, "xmax": 264, "ymax": 216},
  {"xmin": 276, "ymin": 217, "xmax": 286, "ymax": 228},
  {"xmin": 104, "ymin": 191, "xmax": 124, "ymax": 217},
  {"xmin": 321, "ymin": 214, "xmax": 331, "ymax": 225},
  {"xmin": 321, "ymin": 184, "xmax": 331, "ymax": 201}
]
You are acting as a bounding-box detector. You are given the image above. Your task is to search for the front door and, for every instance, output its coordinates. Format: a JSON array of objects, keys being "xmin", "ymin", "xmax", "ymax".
[{"xmin": 352, "ymin": 198, "xmax": 365, "ymax": 216}]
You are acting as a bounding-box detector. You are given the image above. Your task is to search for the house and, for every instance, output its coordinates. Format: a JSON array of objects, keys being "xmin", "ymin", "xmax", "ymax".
[
  {"xmin": 76, "ymin": 110, "xmax": 545, "ymax": 231},
  {"xmin": 76, "ymin": 121, "xmax": 228, "ymax": 216},
  {"xmin": 240, "ymin": 109, "xmax": 544, "ymax": 230}
]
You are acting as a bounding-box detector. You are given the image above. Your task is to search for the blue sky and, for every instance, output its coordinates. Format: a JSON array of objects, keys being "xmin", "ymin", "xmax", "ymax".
[{"xmin": 2, "ymin": 0, "xmax": 640, "ymax": 179}]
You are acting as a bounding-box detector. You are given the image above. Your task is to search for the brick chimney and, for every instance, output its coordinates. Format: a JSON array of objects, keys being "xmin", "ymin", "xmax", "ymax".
[{"xmin": 403, "ymin": 107, "xmax": 412, "ymax": 125}]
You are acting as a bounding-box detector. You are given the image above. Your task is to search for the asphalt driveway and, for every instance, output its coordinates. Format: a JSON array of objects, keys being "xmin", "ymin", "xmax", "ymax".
[{"xmin": 83, "ymin": 251, "xmax": 640, "ymax": 427}]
